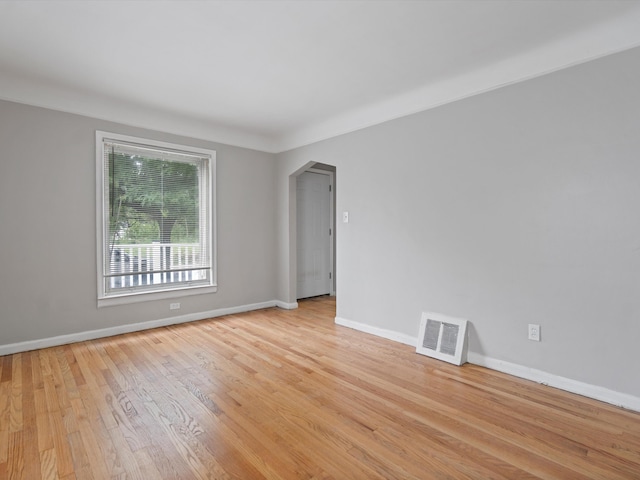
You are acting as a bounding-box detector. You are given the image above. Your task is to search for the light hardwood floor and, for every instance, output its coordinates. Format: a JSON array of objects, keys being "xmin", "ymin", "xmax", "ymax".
[{"xmin": 1, "ymin": 296, "xmax": 639, "ymax": 479}]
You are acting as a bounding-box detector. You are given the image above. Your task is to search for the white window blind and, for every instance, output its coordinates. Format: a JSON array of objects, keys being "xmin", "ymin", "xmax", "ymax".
[{"xmin": 97, "ymin": 132, "xmax": 215, "ymax": 302}]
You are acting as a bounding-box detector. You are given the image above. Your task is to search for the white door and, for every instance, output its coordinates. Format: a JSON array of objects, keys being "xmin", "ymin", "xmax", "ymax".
[{"xmin": 297, "ymin": 171, "xmax": 332, "ymax": 299}]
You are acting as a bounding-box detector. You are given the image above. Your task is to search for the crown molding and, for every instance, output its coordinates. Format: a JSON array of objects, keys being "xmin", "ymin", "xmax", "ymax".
[
  {"xmin": 0, "ymin": 70, "xmax": 279, "ymax": 153},
  {"xmin": 275, "ymin": 11, "xmax": 640, "ymax": 152}
]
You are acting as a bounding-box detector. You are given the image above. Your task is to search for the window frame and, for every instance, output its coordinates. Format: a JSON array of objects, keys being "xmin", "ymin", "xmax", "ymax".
[{"xmin": 96, "ymin": 131, "xmax": 217, "ymax": 307}]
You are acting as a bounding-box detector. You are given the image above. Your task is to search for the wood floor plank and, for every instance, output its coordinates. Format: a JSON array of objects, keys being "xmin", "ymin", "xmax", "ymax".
[
  {"xmin": 34, "ymin": 388, "xmax": 54, "ymax": 453},
  {"xmin": 9, "ymin": 354, "xmax": 22, "ymax": 434},
  {"xmin": 0, "ymin": 381, "xmax": 10, "ymax": 465},
  {"xmin": 1, "ymin": 296, "xmax": 639, "ymax": 479},
  {"xmin": 48, "ymin": 409, "xmax": 75, "ymax": 478},
  {"xmin": 0, "ymin": 356, "xmax": 11, "ymax": 383},
  {"xmin": 39, "ymin": 448, "xmax": 58, "ymax": 480},
  {"xmin": 6, "ymin": 430, "xmax": 24, "ymax": 479}
]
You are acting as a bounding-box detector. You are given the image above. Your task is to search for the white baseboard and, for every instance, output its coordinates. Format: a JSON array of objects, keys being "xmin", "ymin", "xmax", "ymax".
[
  {"xmin": 335, "ymin": 316, "xmax": 417, "ymax": 347},
  {"xmin": 334, "ymin": 316, "xmax": 640, "ymax": 413},
  {"xmin": 275, "ymin": 300, "xmax": 298, "ymax": 310},
  {"xmin": 467, "ymin": 352, "xmax": 640, "ymax": 413},
  {"xmin": 0, "ymin": 300, "xmax": 281, "ymax": 356}
]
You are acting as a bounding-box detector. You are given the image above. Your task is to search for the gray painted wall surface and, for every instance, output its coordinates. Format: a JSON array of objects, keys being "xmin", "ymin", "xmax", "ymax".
[
  {"xmin": 0, "ymin": 100, "xmax": 277, "ymax": 346},
  {"xmin": 277, "ymin": 47, "xmax": 640, "ymax": 398}
]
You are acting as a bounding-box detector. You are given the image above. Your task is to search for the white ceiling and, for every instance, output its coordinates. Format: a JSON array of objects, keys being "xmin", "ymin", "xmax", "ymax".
[{"xmin": 1, "ymin": 1, "xmax": 640, "ymax": 153}]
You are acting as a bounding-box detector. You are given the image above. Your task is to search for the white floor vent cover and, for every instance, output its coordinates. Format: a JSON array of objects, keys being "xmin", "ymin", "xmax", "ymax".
[{"xmin": 416, "ymin": 312, "xmax": 468, "ymax": 366}]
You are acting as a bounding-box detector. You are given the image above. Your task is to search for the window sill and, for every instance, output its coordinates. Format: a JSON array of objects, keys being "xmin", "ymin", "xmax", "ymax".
[{"xmin": 98, "ymin": 284, "xmax": 217, "ymax": 308}]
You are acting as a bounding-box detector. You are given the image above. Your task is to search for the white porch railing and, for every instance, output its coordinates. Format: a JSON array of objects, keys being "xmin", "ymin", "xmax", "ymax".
[{"xmin": 107, "ymin": 242, "xmax": 207, "ymax": 289}]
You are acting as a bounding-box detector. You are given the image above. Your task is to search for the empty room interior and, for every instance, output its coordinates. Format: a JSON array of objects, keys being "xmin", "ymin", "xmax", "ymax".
[{"xmin": 1, "ymin": 1, "xmax": 640, "ymax": 478}]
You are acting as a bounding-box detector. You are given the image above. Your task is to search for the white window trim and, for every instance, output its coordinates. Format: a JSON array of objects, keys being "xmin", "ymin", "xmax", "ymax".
[{"xmin": 96, "ymin": 131, "xmax": 217, "ymax": 307}]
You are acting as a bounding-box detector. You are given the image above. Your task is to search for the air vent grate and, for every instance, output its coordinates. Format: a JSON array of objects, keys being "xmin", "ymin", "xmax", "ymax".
[{"xmin": 416, "ymin": 312, "xmax": 468, "ymax": 366}]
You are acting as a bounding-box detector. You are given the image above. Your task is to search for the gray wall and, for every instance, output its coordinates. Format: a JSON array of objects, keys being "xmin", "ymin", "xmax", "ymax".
[
  {"xmin": 277, "ymin": 46, "xmax": 640, "ymax": 399},
  {"xmin": 0, "ymin": 100, "xmax": 277, "ymax": 346}
]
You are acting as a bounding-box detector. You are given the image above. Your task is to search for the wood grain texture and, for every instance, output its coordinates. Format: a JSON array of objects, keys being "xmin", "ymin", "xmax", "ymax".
[{"xmin": 0, "ymin": 296, "xmax": 639, "ymax": 479}]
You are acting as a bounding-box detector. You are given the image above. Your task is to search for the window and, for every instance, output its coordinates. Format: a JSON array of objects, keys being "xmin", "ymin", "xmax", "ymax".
[{"xmin": 96, "ymin": 131, "xmax": 216, "ymax": 305}]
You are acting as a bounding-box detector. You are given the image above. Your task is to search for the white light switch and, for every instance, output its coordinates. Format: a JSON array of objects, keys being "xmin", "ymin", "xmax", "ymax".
[{"xmin": 343, "ymin": 211, "xmax": 349, "ymax": 223}]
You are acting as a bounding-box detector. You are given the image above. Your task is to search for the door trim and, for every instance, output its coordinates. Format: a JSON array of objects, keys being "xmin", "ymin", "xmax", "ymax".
[{"xmin": 298, "ymin": 168, "xmax": 335, "ymax": 297}]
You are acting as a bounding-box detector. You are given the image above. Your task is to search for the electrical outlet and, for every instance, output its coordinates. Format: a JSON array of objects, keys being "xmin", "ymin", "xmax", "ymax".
[
  {"xmin": 170, "ymin": 303, "xmax": 181, "ymax": 310},
  {"xmin": 528, "ymin": 324, "xmax": 540, "ymax": 341}
]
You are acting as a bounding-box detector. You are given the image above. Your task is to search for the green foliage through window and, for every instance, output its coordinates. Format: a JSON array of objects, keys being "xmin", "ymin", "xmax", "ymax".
[{"xmin": 108, "ymin": 153, "xmax": 200, "ymax": 245}]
